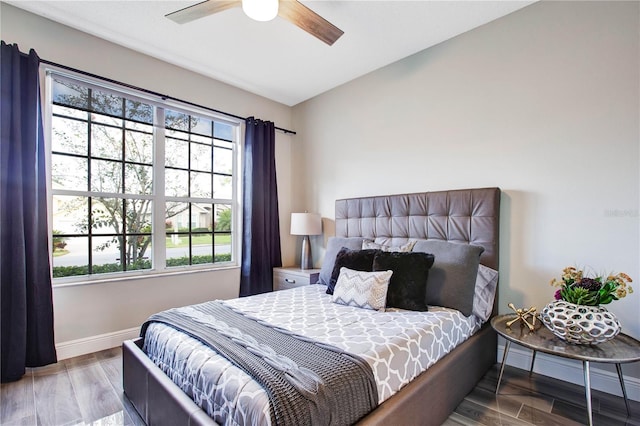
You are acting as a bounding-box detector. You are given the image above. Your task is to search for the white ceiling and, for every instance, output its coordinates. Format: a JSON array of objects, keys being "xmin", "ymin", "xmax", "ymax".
[{"xmin": 7, "ymin": 0, "xmax": 535, "ymax": 106}]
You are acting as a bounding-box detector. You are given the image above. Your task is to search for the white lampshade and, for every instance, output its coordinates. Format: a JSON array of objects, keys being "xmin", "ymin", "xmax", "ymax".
[
  {"xmin": 242, "ymin": 0, "xmax": 279, "ymax": 22},
  {"xmin": 290, "ymin": 213, "xmax": 322, "ymax": 236}
]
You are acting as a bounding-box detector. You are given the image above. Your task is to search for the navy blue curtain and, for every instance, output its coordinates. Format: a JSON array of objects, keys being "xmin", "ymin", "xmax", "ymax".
[
  {"xmin": 1, "ymin": 41, "xmax": 57, "ymax": 382},
  {"xmin": 240, "ymin": 117, "xmax": 282, "ymax": 296}
]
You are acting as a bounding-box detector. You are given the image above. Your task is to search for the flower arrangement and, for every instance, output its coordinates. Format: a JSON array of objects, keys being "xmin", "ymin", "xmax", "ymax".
[{"xmin": 550, "ymin": 266, "xmax": 633, "ymax": 306}]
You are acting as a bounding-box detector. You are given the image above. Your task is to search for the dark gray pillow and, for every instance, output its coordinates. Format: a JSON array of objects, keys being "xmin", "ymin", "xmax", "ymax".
[
  {"xmin": 319, "ymin": 237, "xmax": 366, "ymax": 286},
  {"xmin": 412, "ymin": 240, "xmax": 484, "ymax": 316}
]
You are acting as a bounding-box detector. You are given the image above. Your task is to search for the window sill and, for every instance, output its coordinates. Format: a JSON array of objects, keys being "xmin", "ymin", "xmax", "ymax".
[{"xmin": 52, "ymin": 264, "xmax": 240, "ymax": 288}]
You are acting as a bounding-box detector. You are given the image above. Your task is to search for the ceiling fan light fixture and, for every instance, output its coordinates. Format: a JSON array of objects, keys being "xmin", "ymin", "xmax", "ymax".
[{"xmin": 242, "ymin": 0, "xmax": 279, "ymax": 22}]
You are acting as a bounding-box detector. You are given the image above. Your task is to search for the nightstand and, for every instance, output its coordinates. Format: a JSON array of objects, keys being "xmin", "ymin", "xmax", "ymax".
[
  {"xmin": 273, "ymin": 266, "xmax": 320, "ymax": 291},
  {"xmin": 491, "ymin": 314, "xmax": 640, "ymax": 426}
]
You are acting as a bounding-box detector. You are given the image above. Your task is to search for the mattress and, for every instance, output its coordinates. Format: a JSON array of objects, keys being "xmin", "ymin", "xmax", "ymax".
[{"xmin": 143, "ymin": 285, "xmax": 482, "ymax": 426}]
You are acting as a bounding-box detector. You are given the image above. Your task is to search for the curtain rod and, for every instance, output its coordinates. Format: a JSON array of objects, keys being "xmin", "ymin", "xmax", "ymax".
[{"xmin": 40, "ymin": 59, "xmax": 297, "ymax": 135}]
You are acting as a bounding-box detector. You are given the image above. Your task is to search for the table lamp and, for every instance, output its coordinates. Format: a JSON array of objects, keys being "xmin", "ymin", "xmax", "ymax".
[{"xmin": 290, "ymin": 212, "xmax": 322, "ymax": 269}]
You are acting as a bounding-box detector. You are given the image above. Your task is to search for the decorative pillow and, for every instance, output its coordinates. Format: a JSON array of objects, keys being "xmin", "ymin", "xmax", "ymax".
[
  {"xmin": 319, "ymin": 237, "xmax": 366, "ymax": 286},
  {"xmin": 372, "ymin": 251, "xmax": 434, "ymax": 311},
  {"xmin": 327, "ymin": 248, "xmax": 379, "ymax": 295},
  {"xmin": 362, "ymin": 239, "xmax": 416, "ymax": 252},
  {"xmin": 412, "ymin": 240, "xmax": 484, "ymax": 316},
  {"xmin": 472, "ymin": 264, "xmax": 499, "ymax": 322},
  {"xmin": 332, "ymin": 267, "xmax": 393, "ymax": 311}
]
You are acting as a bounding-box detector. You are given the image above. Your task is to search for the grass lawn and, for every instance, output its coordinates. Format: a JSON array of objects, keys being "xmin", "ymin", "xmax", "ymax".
[
  {"xmin": 51, "ymin": 235, "xmax": 230, "ymax": 257},
  {"xmin": 166, "ymin": 234, "xmax": 231, "ymax": 248}
]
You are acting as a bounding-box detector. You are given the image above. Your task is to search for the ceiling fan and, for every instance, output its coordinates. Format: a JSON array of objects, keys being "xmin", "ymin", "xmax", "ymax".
[{"xmin": 166, "ymin": 0, "xmax": 344, "ymax": 46}]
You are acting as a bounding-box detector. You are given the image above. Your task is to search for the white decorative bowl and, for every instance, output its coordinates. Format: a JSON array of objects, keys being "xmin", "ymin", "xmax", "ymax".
[{"xmin": 540, "ymin": 300, "xmax": 621, "ymax": 345}]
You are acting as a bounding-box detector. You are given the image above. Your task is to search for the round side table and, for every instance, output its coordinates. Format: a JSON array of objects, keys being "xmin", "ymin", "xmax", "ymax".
[{"xmin": 491, "ymin": 314, "xmax": 640, "ymax": 426}]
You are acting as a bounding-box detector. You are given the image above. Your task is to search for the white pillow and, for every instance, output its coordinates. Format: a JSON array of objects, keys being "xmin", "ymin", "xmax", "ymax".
[
  {"xmin": 472, "ymin": 264, "xmax": 499, "ymax": 322},
  {"xmin": 332, "ymin": 267, "xmax": 393, "ymax": 311},
  {"xmin": 362, "ymin": 239, "xmax": 416, "ymax": 252}
]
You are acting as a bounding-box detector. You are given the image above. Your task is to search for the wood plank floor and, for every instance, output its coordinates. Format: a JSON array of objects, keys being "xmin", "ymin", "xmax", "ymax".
[{"xmin": 1, "ymin": 347, "xmax": 638, "ymax": 425}]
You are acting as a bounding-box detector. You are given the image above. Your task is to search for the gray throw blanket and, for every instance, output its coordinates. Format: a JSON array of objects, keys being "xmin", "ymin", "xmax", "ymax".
[{"xmin": 141, "ymin": 301, "xmax": 378, "ymax": 426}]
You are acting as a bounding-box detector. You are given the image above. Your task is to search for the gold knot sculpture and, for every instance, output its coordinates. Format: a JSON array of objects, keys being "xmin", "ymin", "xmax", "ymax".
[{"xmin": 506, "ymin": 303, "xmax": 538, "ymax": 331}]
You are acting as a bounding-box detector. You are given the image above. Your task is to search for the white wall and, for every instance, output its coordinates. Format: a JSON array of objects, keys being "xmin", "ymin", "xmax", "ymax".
[
  {"xmin": 0, "ymin": 3, "xmax": 297, "ymax": 353},
  {"xmin": 292, "ymin": 0, "xmax": 640, "ymax": 387}
]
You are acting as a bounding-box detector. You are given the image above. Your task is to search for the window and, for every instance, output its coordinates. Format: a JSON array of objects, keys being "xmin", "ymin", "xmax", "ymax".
[
  {"xmin": 163, "ymin": 108, "xmax": 234, "ymax": 267},
  {"xmin": 47, "ymin": 72, "xmax": 239, "ymax": 281}
]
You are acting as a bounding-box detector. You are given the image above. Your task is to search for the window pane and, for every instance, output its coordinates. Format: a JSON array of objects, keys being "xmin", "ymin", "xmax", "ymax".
[
  {"xmin": 191, "ymin": 143, "xmax": 211, "ymax": 172},
  {"xmin": 125, "ymin": 99, "xmax": 153, "ymax": 124},
  {"xmin": 165, "ymin": 233, "xmax": 187, "ymax": 249},
  {"xmin": 91, "ymin": 113, "xmax": 122, "ymax": 127},
  {"xmin": 51, "ymin": 116, "xmax": 88, "ymax": 155},
  {"xmin": 52, "ymin": 236, "xmax": 89, "ymax": 278},
  {"xmin": 191, "ymin": 203, "xmax": 213, "ymax": 232},
  {"xmin": 93, "ymin": 236, "xmax": 123, "ymax": 273},
  {"xmin": 125, "ymin": 130, "xmax": 153, "ymax": 164},
  {"xmin": 191, "ymin": 116, "xmax": 212, "ymax": 137},
  {"xmin": 214, "ymin": 123, "xmax": 234, "ymax": 141},
  {"xmin": 191, "ymin": 172, "xmax": 212, "ymax": 198},
  {"xmin": 192, "ymin": 233, "xmax": 212, "ymax": 264},
  {"xmin": 165, "ymin": 110, "xmax": 189, "ymax": 131},
  {"xmin": 125, "ymin": 164, "xmax": 153, "ymax": 195},
  {"xmin": 53, "ymin": 80, "xmax": 88, "ymax": 109},
  {"xmin": 213, "ymin": 146, "xmax": 232, "ymax": 175},
  {"xmin": 165, "ymin": 233, "xmax": 186, "ymax": 248},
  {"xmin": 166, "ymin": 129, "xmax": 190, "ymax": 142},
  {"xmin": 126, "ymin": 199, "xmax": 153, "ymax": 234},
  {"xmin": 91, "ymin": 124, "xmax": 123, "ymax": 160},
  {"xmin": 165, "ymin": 138, "xmax": 188, "ymax": 168},
  {"xmin": 91, "ymin": 90, "xmax": 123, "ymax": 117},
  {"xmin": 53, "ymin": 195, "xmax": 88, "ymax": 234},
  {"xmin": 126, "ymin": 121, "xmax": 153, "ymax": 133},
  {"xmin": 213, "ymin": 174, "xmax": 232, "ymax": 199},
  {"xmin": 214, "ymin": 139, "xmax": 233, "ymax": 150},
  {"xmin": 191, "ymin": 134, "xmax": 211, "ymax": 144},
  {"xmin": 214, "ymin": 205, "xmax": 231, "ymax": 232},
  {"xmin": 53, "ymin": 105, "xmax": 87, "ymax": 120},
  {"xmin": 91, "ymin": 159, "xmax": 122, "ymax": 193},
  {"xmin": 166, "ymin": 238, "xmax": 190, "ymax": 267},
  {"xmin": 91, "ymin": 198, "xmax": 123, "ymax": 234},
  {"xmin": 214, "ymin": 233, "xmax": 232, "ymax": 262},
  {"xmin": 166, "ymin": 169, "xmax": 188, "ymax": 197},
  {"xmin": 126, "ymin": 235, "xmax": 152, "ymax": 269},
  {"xmin": 165, "ymin": 202, "xmax": 189, "ymax": 231},
  {"xmin": 52, "ymin": 154, "xmax": 88, "ymax": 190},
  {"xmin": 126, "ymin": 200, "xmax": 153, "ymax": 268}
]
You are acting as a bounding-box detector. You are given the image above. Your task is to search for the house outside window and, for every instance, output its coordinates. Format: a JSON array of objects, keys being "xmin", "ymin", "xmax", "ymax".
[{"xmin": 46, "ymin": 71, "xmax": 240, "ymax": 282}]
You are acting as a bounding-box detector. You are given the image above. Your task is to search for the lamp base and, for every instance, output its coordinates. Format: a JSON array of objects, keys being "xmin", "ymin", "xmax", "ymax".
[{"xmin": 300, "ymin": 235, "xmax": 313, "ymax": 270}]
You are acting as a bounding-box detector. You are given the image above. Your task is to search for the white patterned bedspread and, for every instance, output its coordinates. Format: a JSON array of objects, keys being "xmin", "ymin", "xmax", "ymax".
[{"xmin": 143, "ymin": 285, "xmax": 481, "ymax": 426}]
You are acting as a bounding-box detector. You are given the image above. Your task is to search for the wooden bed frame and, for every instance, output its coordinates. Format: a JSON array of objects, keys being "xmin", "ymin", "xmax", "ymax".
[{"xmin": 123, "ymin": 187, "xmax": 501, "ymax": 426}]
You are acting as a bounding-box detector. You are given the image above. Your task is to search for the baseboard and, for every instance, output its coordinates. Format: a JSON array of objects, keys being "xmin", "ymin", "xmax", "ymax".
[
  {"xmin": 499, "ymin": 342, "xmax": 640, "ymax": 402},
  {"xmin": 56, "ymin": 327, "xmax": 140, "ymax": 360}
]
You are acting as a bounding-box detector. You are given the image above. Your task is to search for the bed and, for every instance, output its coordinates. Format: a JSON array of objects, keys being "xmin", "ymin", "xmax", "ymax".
[{"xmin": 123, "ymin": 187, "xmax": 501, "ymax": 426}]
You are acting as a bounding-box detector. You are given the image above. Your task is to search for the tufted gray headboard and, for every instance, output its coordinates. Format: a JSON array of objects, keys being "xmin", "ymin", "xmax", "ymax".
[{"xmin": 334, "ymin": 187, "xmax": 500, "ymax": 271}]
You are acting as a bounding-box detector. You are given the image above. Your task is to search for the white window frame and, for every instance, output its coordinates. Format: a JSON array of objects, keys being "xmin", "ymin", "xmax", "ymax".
[{"xmin": 44, "ymin": 67, "xmax": 242, "ymax": 285}]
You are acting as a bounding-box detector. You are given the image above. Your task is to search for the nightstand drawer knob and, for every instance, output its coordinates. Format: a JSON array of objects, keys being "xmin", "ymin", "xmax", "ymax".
[{"xmin": 285, "ymin": 278, "xmax": 296, "ymax": 284}]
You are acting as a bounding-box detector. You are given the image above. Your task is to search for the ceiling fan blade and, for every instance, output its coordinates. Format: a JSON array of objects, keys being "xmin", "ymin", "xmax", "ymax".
[
  {"xmin": 278, "ymin": 1, "xmax": 344, "ymax": 46},
  {"xmin": 166, "ymin": 0, "xmax": 240, "ymax": 24}
]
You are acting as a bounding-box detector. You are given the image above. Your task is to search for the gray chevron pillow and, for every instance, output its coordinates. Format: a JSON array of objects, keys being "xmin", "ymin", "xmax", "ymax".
[{"xmin": 332, "ymin": 267, "xmax": 393, "ymax": 311}]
